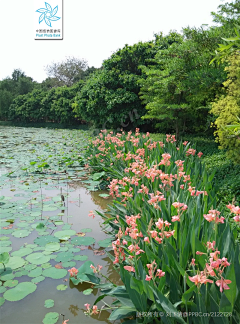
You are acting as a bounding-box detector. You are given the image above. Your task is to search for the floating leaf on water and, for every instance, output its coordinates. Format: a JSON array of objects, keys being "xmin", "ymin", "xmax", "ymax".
[
  {"xmin": 11, "ymin": 248, "xmax": 33, "ymax": 257},
  {"xmin": 74, "ymin": 255, "xmax": 88, "ymax": 261},
  {"xmin": 71, "ymin": 236, "xmax": 95, "ymax": 246},
  {"xmin": 31, "ymin": 275, "xmax": 45, "ymax": 284},
  {"xmin": 42, "ymin": 312, "xmax": 59, "ymax": 324},
  {"xmin": 54, "ymin": 230, "xmax": 76, "ymax": 240},
  {"xmin": 79, "ymin": 228, "xmax": 92, "ymax": 233},
  {"xmin": 1, "ymin": 256, "xmax": 25, "ymax": 270},
  {"xmin": 3, "ymin": 282, "xmax": 37, "ymax": 301},
  {"xmin": 0, "ymin": 286, "xmax": 7, "ymax": 293},
  {"xmin": 28, "ymin": 267, "xmax": 43, "ymax": 278},
  {"xmin": 98, "ymin": 238, "xmax": 113, "ymax": 248},
  {"xmin": 61, "ymin": 261, "xmax": 76, "ymax": 268},
  {"xmin": 44, "ymin": 299, "xmax": 54, "ymax": 308},
  {"xmin": 26, "ymin": 253, "xmax": 51, "ymax": 265},
  {"xmin": 3, "ymin": 279, "xmax": 18, "ymax": 287},
  {"xmin": 12, "ymin": 229, "xmax": 31, "ymax": 238},
  {"xmin": 14, "ymin": 270, "xmax": 28, "ymax": 277},
  {"xmin": 53, "ymin": 221, "xmax": 63, "ymax": 226},
  {"xmin": 56, "ymin": 284, "xmax": 67, "ymax": 291},
  {"xmin": 42, "ymin": 205, "xmax": 58, "ymax": 212},
  {"xmin": 42, "ymin": 267, "xmax": 67, "ymax": 279},
  {"xmin": 55, "ymin": 252, "xmax": 74, "ymax": 263},
  {"xmin": 34, "ymin": 235, "xmax": 59, "ymax": 247},
  {"xmin": 0, "ymin": 297, "xmax": 5, "ymax": 306},
  {"xmin": 0, "ymin": 247, "xmax": 12, "ymax": 253},
  {"xmin": 25, "ymin": 264, "xmax": 37, "ymax": 271},
  {"xmin": 41, "ymin": 263, "xmax": 52, "ymax": 269},
  {"xmin": 45, "ymin": 243, "xmax": 60, "ymax": 252},
  {"xmin": 0, "ymin": 236, "xmax": 10, "ymax": 241},
  {"xmin": 83, "ymin": 288, "xmax": 93, "ymax": 295}
]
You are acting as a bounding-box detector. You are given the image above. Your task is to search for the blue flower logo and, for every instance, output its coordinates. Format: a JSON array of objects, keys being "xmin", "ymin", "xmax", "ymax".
[{"xmin": 36, "ymin": 2, "xmax": 61, "ymax": 27}]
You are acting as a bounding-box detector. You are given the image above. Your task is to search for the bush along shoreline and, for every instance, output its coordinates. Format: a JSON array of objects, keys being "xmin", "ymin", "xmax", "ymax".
[{"xmin": 69, "ymin": 129, "xmax": 240, "ymax": 323}]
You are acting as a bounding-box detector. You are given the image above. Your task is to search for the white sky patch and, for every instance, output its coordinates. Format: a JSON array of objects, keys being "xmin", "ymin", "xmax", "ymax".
[{"xmin": 1, "ymin": 0, "xmax": 227, "ymax": 82}]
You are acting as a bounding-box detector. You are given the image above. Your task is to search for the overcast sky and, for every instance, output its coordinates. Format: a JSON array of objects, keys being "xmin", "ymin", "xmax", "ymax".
[{"xmin": 0, "ymin": 0, "xmax": 227, "ymax": 83}]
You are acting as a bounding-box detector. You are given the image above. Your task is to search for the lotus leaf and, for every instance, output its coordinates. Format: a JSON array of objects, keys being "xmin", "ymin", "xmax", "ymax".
[
  {"xmin": 83, "ymin": 288, "xmax": 93, "ymax": 295},
  {"xmin": 55, "ymin": 252, "xmax": 74, "ymax": 263},
  {"xmin": 56, "ymin": 284, "xmax": 67, "ymax": 291},
  {"xmin": 26, "ymin": 253, "xmax": 51, "ymax": 265},
  {"xmin": 42, "ymin": 267, "xmax": 67, "ymax": 279},
  {"xmin": 34, "ymin": 235, "xmax": 59, "ymax": 246},
  {"xmin": 28, "ymin": 267, "xmax": 43, "ymax": 277},
  {"xmin": 1, "ymin": 256, "xmax": 25, "ymax": 270},
  {"xmin": 54, "ymin": 230, "xmax": 76, "ymax": 239},
  {"xmin": 42, "ymin": 312, "xmax": 59, "ymax": 324},
  {"xmin": 71, "ymin": 236, "xmax": 95, "ymax": 246},
  {"xmin": 4, "ymin": 282, "xmax": 37, "ymax": 301},
  {"xmin": 11, "ymin": 248, "xmax": 33, "ymax": 257},
  {"xmin": 3, "ymin": 279, "xmax": 18, "ymax": 287},
  {"xmin": 98, "ymin": 238, "xmax": 113, "ymax": 248},
  {"xmin": 44, "ymin": 299, "xmax": 54, "ymax": 308},
  {"xmin": 12, "ymin": 229, "xmax": 31, "ymax": 238},
  {"xmin": 31, "ymin": 276, "xmax": 45, "ymax": 284}
]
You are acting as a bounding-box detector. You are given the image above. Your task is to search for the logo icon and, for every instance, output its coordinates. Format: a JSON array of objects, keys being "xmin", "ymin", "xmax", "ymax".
[{"xmin": 36, "ymin": 2, "xmax": 61, "ymax": 27}]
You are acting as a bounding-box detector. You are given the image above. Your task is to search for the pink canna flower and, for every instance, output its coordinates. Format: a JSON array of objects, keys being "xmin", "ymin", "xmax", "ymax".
[
  {"xmin": 171, "ymin": 215, "xmax": 180, "ymax": 222},
  {"xmin": 136, "ymin": 249, "xmax": 145, "ymax": 255},
  {"xmin": 84, "ymin": 303, "xmax": 91, "ymax": 311},
  {"xmin": 92, "ymin": 305, "xmax": 99, "ymax": 315},
  {"xmin": 221, "ymin": 258, "xmax": 230, "ymax": 267},
  {"xmin": 124, "ymin": 266, "xmax": 135, "ymax": 272},
  {"xmin": 197, "ymin": 152, "xmax": 203, "ymax": 158},
  {"xmin": 215, "ymin": 277, "xmax": 232, "ymax": 293},
  {"xmin": 88, "ymin": 210, "xmax": 95, "ymax": 219},
  {"xmin": 145, "ymin": 275, "xmax": 152, "ymax": 281},
  {"xmin": 196, "ymin": 251, "xmax": 205, "ymax": 255},
  {"xmin": 62, "ymin": 320, "xmax": 69, "ymax": 324},
  {"xmin": 191, "ymin": 258, "xmax": 195, "ymax": 266},
  {"xmin": 68, "ymin": 267, "xmax": 78, "ymax": 277},
  {"xmin": 233, "ymin": 215, "xmax": 240, "ymax": 223},
  {"xmin": 206, "ymin": 241, "xmax": 215, "ymax": 251},
  {"xmin": 156, "ymin": 269, "xmax": 165, "ymax": 278},
  {"xmin": 122, "ymin": 239, "xmax": 128, "ymax": 245},
  {"xmin": 155, "ymin": 218, "xmax": 164, "ymax": 230},
  {"xmin": 144, "ymin": 237, "xmax": 150, "ymax": 243}
]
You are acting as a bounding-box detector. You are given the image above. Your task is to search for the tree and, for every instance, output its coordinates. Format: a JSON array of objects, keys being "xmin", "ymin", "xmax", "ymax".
[
  {"xmin": 73, "ymin": 33, "xmax": 182, "ymax": 130},
  {"xmin": 211, "ymin": 0, "xmax": 240, "ymax": 31},
  {"xmin": 0, "ymin": 70, "xmax": 37, "ymax": 120},
  {"xmin": 44, "ymin": 56, "xmax": 88, "ymax": 87},
  {"xmin": 139, "ymin": 27, "xmax": 226, "ymax": 138}
]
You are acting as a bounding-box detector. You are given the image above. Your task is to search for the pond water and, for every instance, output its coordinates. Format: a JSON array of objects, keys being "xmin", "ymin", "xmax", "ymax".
[{"xmin": 0, "ymin": 126, "xmax": 121, "ymax": 324}]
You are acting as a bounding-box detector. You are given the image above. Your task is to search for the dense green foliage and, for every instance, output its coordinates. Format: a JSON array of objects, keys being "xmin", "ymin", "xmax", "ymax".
[
  {"xmin": 8, "ymin": 82, "xmax": 84, "ymax": 124},
  {"xmin": 0, "ymin": 69, "xmax": 37, "ymax": 119},
  {"xmin": 210, "ymin": 53, "xmax": 240, "ymax": 164},
  {"xmin": 139, "ymin": 27, "xmax": 227, "ymax": 137},
  {"xmin": 72, "ymin": 36, "xmax": 182, "ymax": 130}
]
